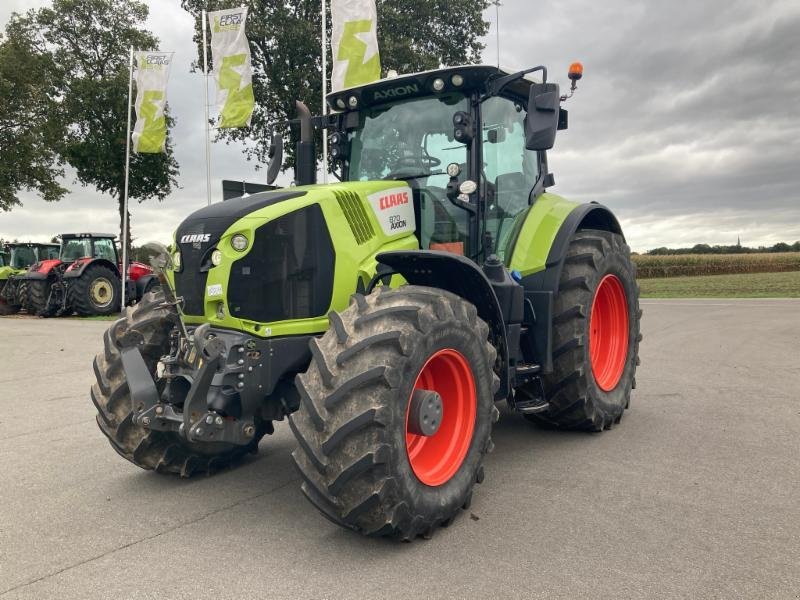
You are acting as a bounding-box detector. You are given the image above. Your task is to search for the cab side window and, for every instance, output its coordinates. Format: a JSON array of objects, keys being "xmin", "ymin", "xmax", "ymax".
[
  {"xmin": 482, "ymin": 96, "xmax": 540, "ymax": 260},
  {"xmin": 93, "ymin": 239, "xmax": 117, "ymax": 262}
]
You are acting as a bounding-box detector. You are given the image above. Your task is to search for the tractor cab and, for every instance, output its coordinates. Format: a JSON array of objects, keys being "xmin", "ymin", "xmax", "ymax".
[
  {"xmin": 322, "ymin": 65, "xmax": 568, "ymax": 261},
  {"xmin": 59, "ymin": 233, "xmax": 119, "ymax": 264},
  {"xmin": 6, "ymin": 242, "xmax": 59, "ymax": 270}
]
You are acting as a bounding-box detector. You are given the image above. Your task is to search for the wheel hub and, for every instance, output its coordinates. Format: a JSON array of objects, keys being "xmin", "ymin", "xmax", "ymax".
[
  {"xmin": 90, "ymin": 277, "xmax": 113, "ymax": 308},
  {"xmin": 407, "ymin": 389, "xmax": 443, "ymax": 437}
]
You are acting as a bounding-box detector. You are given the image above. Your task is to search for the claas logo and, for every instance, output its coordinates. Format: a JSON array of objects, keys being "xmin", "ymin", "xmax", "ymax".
[
  {"xmin": 180, "ymin": 233, "xmax": 211, "ymax": 244},
  {"xmin": 378, "ymin": 191, "xmax": 409, "ymax": 210}
]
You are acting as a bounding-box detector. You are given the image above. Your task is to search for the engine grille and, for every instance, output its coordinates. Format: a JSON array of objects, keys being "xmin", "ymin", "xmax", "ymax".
[
  {"xmin": 334, "ymin": 190, "xmax": 375, "ymax": 245},
  {"xmin": 227, "ymin": 204, "xmax": 335, "ymax": 323}
]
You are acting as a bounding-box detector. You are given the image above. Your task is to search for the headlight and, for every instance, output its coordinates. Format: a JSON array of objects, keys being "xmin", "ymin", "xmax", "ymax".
[
  {"xmin": 172, "ymin": 251, "xmax": 182, "ymax": 271},
  {"xmin": 211, "ymin": 249, "xmax": 223, "ymax": 266},
  {"xmin": 231, "ymin": 234, "xmax": 249, "ymax": 252}
]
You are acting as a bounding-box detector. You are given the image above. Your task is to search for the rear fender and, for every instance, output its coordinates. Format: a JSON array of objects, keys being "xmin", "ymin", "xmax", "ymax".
[
  {"xmin": 518, "ymin": 202, "xmax": 623, "ymax": 373},
  {"xmin": 376, "ymin": 250, "xmax": 510, "ymax": 400},
  {"xmin": 63, "ymin": 258, "xmax": 120, "ymax": 279}
]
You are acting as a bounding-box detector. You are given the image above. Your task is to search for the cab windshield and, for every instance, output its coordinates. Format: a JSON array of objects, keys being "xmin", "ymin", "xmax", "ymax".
[
  {"xmin": 10, "ymin": 246, "xmax": 36, "ymax": 269},
  {"xmin": 347, "ymin": 93, "xmax": 471, "ymax": 253}
]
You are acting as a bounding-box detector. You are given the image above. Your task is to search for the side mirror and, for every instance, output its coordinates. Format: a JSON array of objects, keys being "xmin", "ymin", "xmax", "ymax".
[
  {"xmin": 266, "ymin": 131, "xmax": 283, "ymax": 185},
  {"xmin": 525, "ymin": 83, "xmax": 560, "ymax": 150}
]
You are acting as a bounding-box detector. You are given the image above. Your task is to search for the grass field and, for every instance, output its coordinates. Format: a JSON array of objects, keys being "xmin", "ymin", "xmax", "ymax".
[
  {"xmin": 639, "ymin": 270, "xmax": 800, "ymax": 298},
  {"xmin": 632, "ymin": 252, "xmax": 800, "ymax": 278}
]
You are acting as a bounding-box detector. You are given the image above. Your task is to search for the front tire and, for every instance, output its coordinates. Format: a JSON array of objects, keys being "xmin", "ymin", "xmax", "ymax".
[
  {"xmin": 26, "ymin": 278, "xmax": 57, "ymax": 317},
  {"xmin": 523, "ymin": 229, "xmax": 641, "ymax": 431},
  {"xmin": 289, "ymin": 286, "xmax": 499, "ymax": 539},
  {"xmin": 91, "ymin": 290, "xmax": 268, "ymax": 476},
  {"xmin": 0, "ymin": 281, "xmax": 20, "ymax": 315}
]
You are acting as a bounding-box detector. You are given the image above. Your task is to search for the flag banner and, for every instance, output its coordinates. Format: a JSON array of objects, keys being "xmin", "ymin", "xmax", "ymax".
[
  {"xmin": 132, "ymin": 51, "xmax": 173, "ymax": 153},
  {"xmin": 331, "ymin": 0, "xmax": 381, "ymax": 92},
  {"xmin": 208, "ymin": 7, "xmax": 255, "ymax": 128}
]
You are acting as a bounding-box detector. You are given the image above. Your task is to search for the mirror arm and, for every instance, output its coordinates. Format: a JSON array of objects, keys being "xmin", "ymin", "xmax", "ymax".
[{"xmin": 483, "ymin": 65, "xmax": 547, "ymax": 101}]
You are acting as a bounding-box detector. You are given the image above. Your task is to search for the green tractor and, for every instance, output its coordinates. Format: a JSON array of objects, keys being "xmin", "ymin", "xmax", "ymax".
[
  {"xmin": 92, "ymin": 64, "xmax": 641, "ymax": 539},
  {"xmin": 0, "ymin": 242, "xmax": 59, "ymax": 315}
]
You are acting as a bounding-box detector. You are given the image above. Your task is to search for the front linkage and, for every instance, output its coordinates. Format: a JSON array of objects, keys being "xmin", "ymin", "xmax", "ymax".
[{"xmin": 113, "ymin": 317, "xmax": 309, "ymax": 447}]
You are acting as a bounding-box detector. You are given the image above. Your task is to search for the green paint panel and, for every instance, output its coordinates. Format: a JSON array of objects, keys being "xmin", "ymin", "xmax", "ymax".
[
  {"xmin": 170, "ymin": 181, "xmax": 417, "ymax": 338},
  {"xmin": 506, "ymin": 192, "xmax": 579, "ymax": 277}
]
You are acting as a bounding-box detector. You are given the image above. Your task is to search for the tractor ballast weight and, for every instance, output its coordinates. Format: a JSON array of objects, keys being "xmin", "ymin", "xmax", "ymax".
[{"xmin": 91, "ymin": 64, "xmax": 641, "ymax": 540}]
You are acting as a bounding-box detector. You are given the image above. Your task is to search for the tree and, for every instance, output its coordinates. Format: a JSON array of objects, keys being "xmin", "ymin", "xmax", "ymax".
[
  {"xmin": 0, "ymin": 28, "xmax": 67, "ymax": 211},
  {"xmin": 9, "ymin": 0, "xmax": 179, "ymax": 257},
  {"xmin": 180, "ymin": 0, "xmax": 490, "ymax": 169}
]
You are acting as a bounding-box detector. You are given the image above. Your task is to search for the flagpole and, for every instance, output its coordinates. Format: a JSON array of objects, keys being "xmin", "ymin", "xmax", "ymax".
[
  {"xmin": 121, "ymin": 46, "xmax": 134, "ymax": 312},
  {"xmin": 202, "ymin": 10, "xmax": 212, "ymax": 205},
  {"xmin": 321, "ymin": 0, "xmax": 328, "ymax": 184}
]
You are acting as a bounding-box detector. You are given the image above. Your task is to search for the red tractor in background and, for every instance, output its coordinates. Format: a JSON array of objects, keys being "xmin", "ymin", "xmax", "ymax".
[{"xmin": 21, "ymin": 233, "xmax": 159, "ymax": 317}]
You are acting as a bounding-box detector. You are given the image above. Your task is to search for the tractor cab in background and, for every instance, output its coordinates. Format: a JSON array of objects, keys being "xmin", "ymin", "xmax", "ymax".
[
  {"xmin": 0, "ymin": 242, "xmax": 60, "ymax": 315},
  {"xmin": 21, "ymin": 233, "xmax": 158, "ymax": 317}
]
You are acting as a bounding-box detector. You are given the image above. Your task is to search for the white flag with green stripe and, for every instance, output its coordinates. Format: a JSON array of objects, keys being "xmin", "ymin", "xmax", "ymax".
[
  {"xmin": 132, "ymin": 52, "xmax": 172, "ymax": 153},
  {"xmin": 331, "ymin": 0, "xmax": 381, "ymax": 92},
  {"xmin": 208, "ymin": 7, "xmax": 255, "ymax": 129}
]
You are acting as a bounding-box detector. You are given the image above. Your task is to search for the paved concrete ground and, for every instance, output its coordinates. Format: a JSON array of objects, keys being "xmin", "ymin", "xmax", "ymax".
[{"xmin": 0, "ymin": 299, "xmax": 798, "ymax": 599}]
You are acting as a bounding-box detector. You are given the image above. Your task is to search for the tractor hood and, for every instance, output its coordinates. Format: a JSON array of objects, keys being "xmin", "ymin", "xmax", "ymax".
[{"xmin": 169, "ymin": 181, "xmax": 418, "ymax": 338}]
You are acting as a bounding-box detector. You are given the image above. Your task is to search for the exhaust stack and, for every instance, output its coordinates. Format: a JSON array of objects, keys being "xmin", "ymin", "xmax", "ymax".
[{"xmin": 294, "ymin": 101, "xmax": 316, "ymax": 186}]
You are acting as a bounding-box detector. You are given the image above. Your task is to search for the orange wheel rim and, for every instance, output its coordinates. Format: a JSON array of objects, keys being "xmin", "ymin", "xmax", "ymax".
[
  {"xmin": 405, "ymin": 349, "xmax": 476, "ymax": 486},
  {"xmin": 589, "ymin": 274, "xmax": 629, "ymax": 391}
]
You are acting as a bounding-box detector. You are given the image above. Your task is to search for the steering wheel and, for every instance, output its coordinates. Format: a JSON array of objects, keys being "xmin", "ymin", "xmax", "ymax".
[{"xmin": 396, "ymin": 155, "xmax": 441, "ymax": 169}]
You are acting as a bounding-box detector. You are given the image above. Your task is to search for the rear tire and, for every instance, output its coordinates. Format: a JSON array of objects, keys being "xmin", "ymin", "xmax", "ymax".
[
  {"xmin": 91, "ymin": 289, "xmax": 268, "ymax": 476},
  {"xmin": 522, "ymin": 229, "xmax": 641, "ymax": 431},
  {"xmin": 70, "ymin": 264, "xmax": 121, "ymax": 316},
  {"xmin": 290, "ymin": 286, "xmax": 499, "ymax": 539}
]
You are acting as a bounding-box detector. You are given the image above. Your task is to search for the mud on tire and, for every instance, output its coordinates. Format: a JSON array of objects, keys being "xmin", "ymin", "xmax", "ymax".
[
  {"xmin": 522, "ymin": 229, "xmax": 642, "ymax": 431},
  {"xmin": 91, "ymin": 289, "xmax": 267, "ymax": 476},
  {"xmin": 289, "ymin": 285, "xmax": 500, "ymax": 540}
]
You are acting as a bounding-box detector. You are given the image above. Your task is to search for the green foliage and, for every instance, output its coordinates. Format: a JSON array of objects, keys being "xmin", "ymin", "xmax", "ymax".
[
  {"xmin": 5, "ymin": 0, "xmax": 180, "ymax": 255},
  {"xmin": 180, "ymin": 0, "xmax": 490, "ymax": 167},
  {"xmin": 0, "ymin": 27, "xmax": 67, "ymax": 210},
  {"xmin": 646, "ymin": 241, "xmax": 800, "ymax": 255}
]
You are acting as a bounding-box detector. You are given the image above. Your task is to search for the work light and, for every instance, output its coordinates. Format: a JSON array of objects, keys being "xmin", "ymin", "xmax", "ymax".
[{"xmin": 231, "ymin": 234, "xmax": 248, "ymax": 252}]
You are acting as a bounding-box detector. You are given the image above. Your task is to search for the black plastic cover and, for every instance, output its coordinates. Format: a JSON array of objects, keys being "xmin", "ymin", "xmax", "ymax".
[{"xmin": 227, "ymin": 204, "xmax": 334, "ymax": 323}]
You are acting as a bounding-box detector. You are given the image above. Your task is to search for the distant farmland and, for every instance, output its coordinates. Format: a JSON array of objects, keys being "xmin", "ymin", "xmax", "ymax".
[{"xmin": 632, "ymin": 252, "xmax": 800, "ymax": 278}]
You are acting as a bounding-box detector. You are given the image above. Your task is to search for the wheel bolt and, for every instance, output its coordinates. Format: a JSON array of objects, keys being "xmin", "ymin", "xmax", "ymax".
[
  {"xmin": 155, "ymin": 405, "xmax": 164, "ymax": 415},
  {"xmin": 205, "ymin": 415, "xmax": 214, "ymax": 424},
  {"xmin": 243, "ymin": 425, "xmax": 255, "ymax": 437},
  {"xmin": 215, "ymin": 416, "xmax": 224, "ymax": 426},
  {"xmin": 142, "ymin": 416, "xmax": 151, "ymax": 427},
  {"xmin": 196, "ymin": 427, "xmax": 203, "ymax": 436},
  {"xmin": 237, "ymin": 382, "xmax": 244, "ymax": 389},
  {"xmin": 237, "ymin": 359, "xmax": 244, "ymax": 365}
]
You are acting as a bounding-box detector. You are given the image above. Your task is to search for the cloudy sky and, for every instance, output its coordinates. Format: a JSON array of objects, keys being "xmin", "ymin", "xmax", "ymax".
[{"xmin": 1, "ymin": 0, "xmax": 799, "ymax": 251}]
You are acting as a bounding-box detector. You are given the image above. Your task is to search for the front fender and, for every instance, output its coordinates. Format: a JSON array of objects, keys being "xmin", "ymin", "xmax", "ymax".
[{"xmin": 376, "ymin": 250, "xmax": 510, "ymax": 400}]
